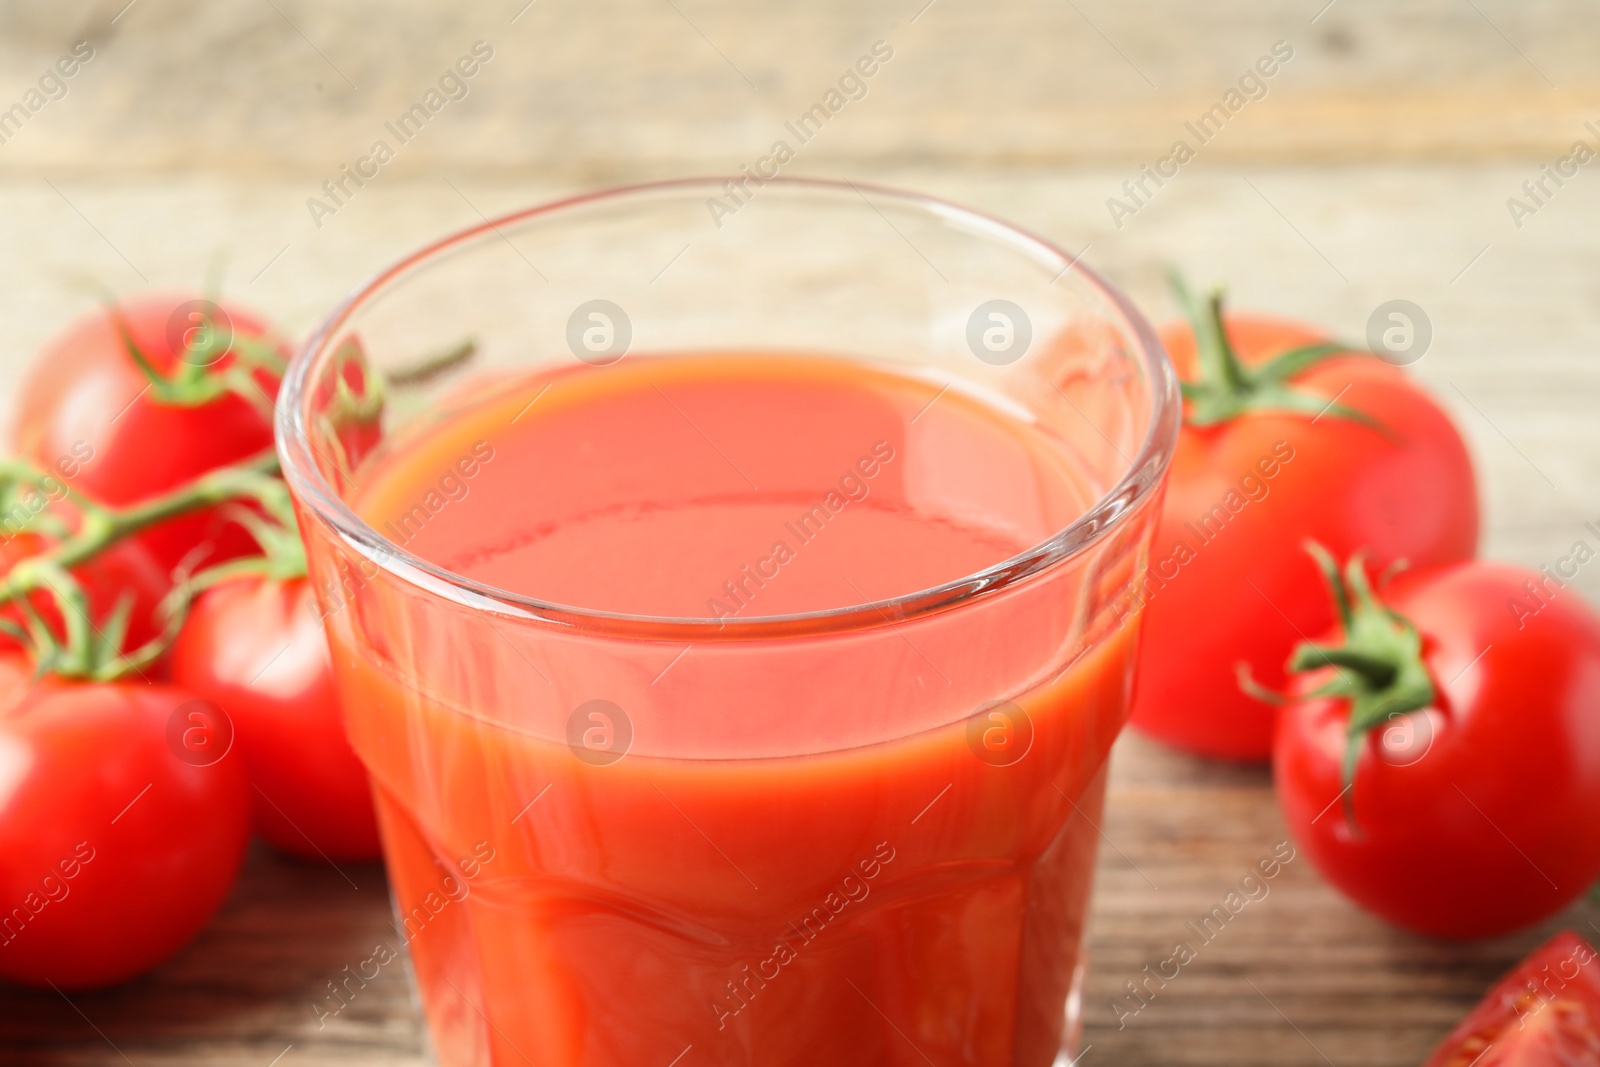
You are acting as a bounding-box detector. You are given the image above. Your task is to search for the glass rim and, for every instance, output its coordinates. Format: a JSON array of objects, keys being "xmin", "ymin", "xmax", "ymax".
[{"xmin": 276, "ymin": 176, "xmax": 1181, "ymax": 640}]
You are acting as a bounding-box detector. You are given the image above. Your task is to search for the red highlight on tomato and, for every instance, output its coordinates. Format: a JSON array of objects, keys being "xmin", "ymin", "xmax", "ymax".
[{"xmin": 0, "ymin": 666, "xmax": 251, "ymax": 989}]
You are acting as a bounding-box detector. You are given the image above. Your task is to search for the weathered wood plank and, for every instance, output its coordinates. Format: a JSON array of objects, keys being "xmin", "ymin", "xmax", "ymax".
[{"xmin": 1, "ymin": 0, "xmax": 1599, "ymax": 178}]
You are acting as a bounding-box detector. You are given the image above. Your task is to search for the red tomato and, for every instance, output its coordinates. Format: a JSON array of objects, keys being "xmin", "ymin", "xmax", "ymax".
[
  {"xmin": 1276, "ymin": 559, "xmax": 1600, "ymax": 938},
  {"xmin": 0, "ymin": 532, "xmax": 170, "ymax": 659},
  {"xmin": 10, "ymin": 294, "xmax": 285, "ymax": 572},
  {"xmin": 0, "ymin": 660, "xmax": 251, "ymax": 988},
  {"xmin": 171, "ymin": 575, "xmax": 380, "ymax": 861},
  {"xmin": 1423, "ymin": 931, "xmax": 1600, "ymax": 1065},
  {"xmin": 1129, "ymin": 309, "xmax": 1479, "ymax": 760}
]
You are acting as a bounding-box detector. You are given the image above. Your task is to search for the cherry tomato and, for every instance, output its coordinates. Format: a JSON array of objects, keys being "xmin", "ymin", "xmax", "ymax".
[
  {"xmin": 0, "ymin": 532, "xmax": 170, "ymax": 659},
  {"xmin": 0, "ymin": 660, "xmax": 251, "ymax": 988},
  {"xmin": 1423, "ymin": 931, "xmax": 1600, "ymax": 1065},
  {"xmin": 10, "ymin": 294, "xmax": 285, "ymax": 572},
  {"xmin": 1276, "ymin": 558, "xmax": 1600, "ymax": 938},
  {"xmin": 171, "ymin": 575, "xmax": 380, "ymax": 861},
  {"xmin": 1129, "ymin": 306, "xmax": 1479, "ymax": 760}
]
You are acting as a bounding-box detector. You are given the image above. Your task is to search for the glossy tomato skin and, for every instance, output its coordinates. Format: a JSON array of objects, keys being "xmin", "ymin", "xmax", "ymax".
[
  {"xmin": 1129, "ymin": 314, "xmax": 1479, "ymax": 760},
  {"xmin": 10, "ymin": 294, "xmax": 283, "ymax": 572},
  {"xmin": 1276, "ymin": 562, "xmax": 1600, "ymax": 939},
  {"xmin": 1423, "ymin": 931, "xmax": 1600, "ymax": 1065},
  {"xmin": 0, "ymin": 532, "xmax": 171, "ymax": 660},
  {"xmin": 170, "ymin": 576, "xmax": 380, "ymax": 861},
  {"xmin": 0, "ymin": 665, "xmax": 251, "ymax": 989}
]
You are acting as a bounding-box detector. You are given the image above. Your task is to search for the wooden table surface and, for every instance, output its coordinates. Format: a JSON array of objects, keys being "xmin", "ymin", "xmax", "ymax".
[{"xmin": 3, "ymin": 1, "xmax": 1599, "ymax": 1064}]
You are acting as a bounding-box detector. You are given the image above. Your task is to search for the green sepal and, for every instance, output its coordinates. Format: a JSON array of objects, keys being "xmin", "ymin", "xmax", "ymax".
[
  {"xmin": 1235, "ymin": 662, "xmax": 1286, "ymax": 706},
  {"xmin": 1288, "ymin": 543, "xmax": 1436, "ymax": 830},
  {"xmin": 91, "ymin": 593, "xmax": 136, "ymax": 668},
  {"xmin": 1170, "ymin": 272, "xmax": 1375, "ymax": 429},
  {"xmin": 106, "ymin": 301, "xmax": 285, "ymax": 420}
]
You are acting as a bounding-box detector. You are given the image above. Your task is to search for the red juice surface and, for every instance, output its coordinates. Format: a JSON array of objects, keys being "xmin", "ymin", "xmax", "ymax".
[{"xmin": 335, "ymin": 354, "xmax": 1139, "ymax": 1066}]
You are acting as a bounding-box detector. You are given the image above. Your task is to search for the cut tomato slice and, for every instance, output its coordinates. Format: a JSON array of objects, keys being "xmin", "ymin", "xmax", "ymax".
[{"xmin": 1425, "ymin": 931, "xmax": 1600, "ymax": 1066}]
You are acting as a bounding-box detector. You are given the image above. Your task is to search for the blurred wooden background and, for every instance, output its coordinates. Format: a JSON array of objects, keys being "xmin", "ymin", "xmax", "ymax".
[{"xmin": 1, "ymin": 0, "xmax": 1598, "ymax": 1064}]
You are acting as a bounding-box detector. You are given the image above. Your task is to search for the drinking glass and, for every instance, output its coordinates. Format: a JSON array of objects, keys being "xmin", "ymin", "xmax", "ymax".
[{"xmin": 277, "ymin": 177, "xmax": 1179, "ymax": 1067}]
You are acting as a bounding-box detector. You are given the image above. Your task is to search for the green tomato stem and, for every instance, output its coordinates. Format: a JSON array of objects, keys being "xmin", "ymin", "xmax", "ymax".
[
  {"xmin": 108, "ymin": 302, "xmax": 286, "ymax": 413},
  {"xmin": 1289, "ymin": 542, "xmax": 1437, "ymax": 832},
  {"xmin": 1168, "ymin": 271, "xmax": 1373, "ymax": 429},
  {"xmin": 0, "ymin": 448, "xmax": 307, "ymax": 681}
]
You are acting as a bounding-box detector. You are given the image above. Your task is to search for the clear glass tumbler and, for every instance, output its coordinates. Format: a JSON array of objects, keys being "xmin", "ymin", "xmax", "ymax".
[{"xmin": 277, "ymin": 178, "xmax": 1178, "ymax": 1067}]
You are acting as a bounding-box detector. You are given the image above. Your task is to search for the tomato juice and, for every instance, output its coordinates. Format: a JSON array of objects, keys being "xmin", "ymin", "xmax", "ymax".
[{"xmin": 319, "ymin": 352, "xmax": 1146, "ymax": 1066}]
